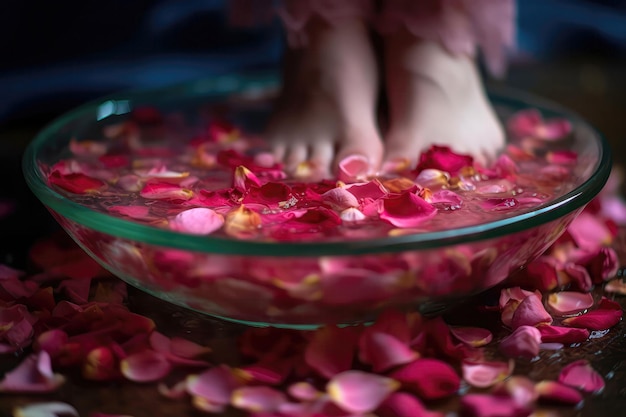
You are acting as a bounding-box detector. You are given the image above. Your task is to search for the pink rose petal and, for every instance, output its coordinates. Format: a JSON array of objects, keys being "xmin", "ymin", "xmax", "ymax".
[
  {"xmin": 340, "ymin": 207, "xmax": 367, "ymax": 222},
  {"xmin": 169, "ymin": 208, "xmax": 224, "ymax": 235},
  {"xmin": 449, "ymin": 326, "xmax": 493, "ymax": 347},
  {"xmin": 321, "ymin": 187, "xmax": 360, "ymax": 211},
  {"xmin": 389, "ymin": 358, "xmax": 460, "ymax": 400},
  {"xmin": 537, "ymin": 325, "xmax": 590, "ymax": 344},
  {"xmin": 507, "ymin": 108, "xmax": 571, "ymax": 140},
  {"xmin": 242, "ymin": 182, "xmax": 293, "ymax": 208},
  {"xmin": 83, "ymin": 346, "xmax": 119, "ymax": 381},
  {"xmin": 547, "ymin": 291, "xmax": 594, "ymax": 316},
  {"xmin": 345, "ymin": 180, "xmax": 387, "ymax": 201},
  {"xmin": 378, "ymin": 392, "xmax": 445, "ymax": 417},
  {"xmin": 287, "ymin": 382, "xmax": 322, "ymax": 401},
  {"xmin": 379, "ymin": 191, "xmax": 437, "ymax": 228},
  {"xmin": 338, "ymin": 155, "xmax": 371, "ymax": 183},
  {"xmin": 186, "ymin": 365, "xmax": 240, "ymax": 406},
  {"xmin": 107, "ymin": 205, "xmax": 152, "ymax": 220},
  {"xmin": 120, "ymin": 349, "xmax": 171, "ymax": 383},
  {"xmin": 358, "ymin": 331, "xmax": 418, "ymax": 372},
  {"xmin": 305, "ymin": 326, "xmax": 357, "ymax": 378},
  {"xmin": 535, "ymin": 380, "xmax": 583, "ymax": 405},
  {"xmin": 547, "ymin": 150, "xmax": 578, "ymax": 165},
  {"xmin": 231, "ymin": 386, "xmax": 287, "ymax": 413},
  {"xmin": 492, "ymin": 376, "xmax": 537, "ymax": 408},
  {"xmin": 139, "ymin": 181, "xmax": 193, "ymax": 201},
  {"xmin": 558, "ymin": 359, "xmax": 605, "ymax": 393},
  {"xmin": 0, "ymin": 352, "xmax": 65, "ymax": 393},
  {"xmin": 327, "ymin": 370, "xmax": 399, "ymax": 414},
  {"xmin": 12, "ymin": 402, "xmax": 79, "ymax": 417},
  {"xmin": 499, "ymin": 325, "xmax": 542, "ymax": 359},
  {"xmin": 462, "ymin": 360, "xmax": 514, "ymax": 389},
  {"xmin": 567, "ymin": 212, "xmax": 613, "ymax": 250},
  {"xmin": 49, "ymin": 171, "xmax": 106, "ymax": 194},
  {"xmin": 510, "ymin": 294, "xmax": 553, "ymax": 329}
]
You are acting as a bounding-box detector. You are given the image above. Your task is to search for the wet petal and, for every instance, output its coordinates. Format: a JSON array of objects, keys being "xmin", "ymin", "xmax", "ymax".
[
  {"xmin": 413, "ymin": 145, "xmax": 474, "ymax": 176},
  {"xmin": 558, "ymin": 359, "xmax": 605, "ymax": 393},
  {"xmin": 340, "ymin": 207, "xmax": 367, "ymax": 222},
  {"xmin": 169, "ymin": 208, "xmax": 224, "ymax": 235},
  {"xmin": 12, "ymin": 401, "xmax": 78, "ymax": 417},
  {"xmin": 547, "ymin": 291, "xmax": 594, "ymax": 316},
  {"xmin": 535, "ymin": 380, "xmax": 583, "ymax": 405},
  {"xmin": 49, "ymin": 171, "xmax": 106, "ymax": 194},
  {"xmin": 481, "ymin": 197, "xmax": 519, "ymax": 211},
  {"xmin": 462, "ymin": 360, "xmax": 514, "ymax": 389},
  {"xmin": 510, "ymin": 294, "xmax": 553, "ymax": 329},
  {"xmin": 546, "ymin": 150, "xmax": 578, "ymax": 165},
  {"xmin": 233, "ymin": 166, "xmax": 262, "ymax": 192},
  {"xmin": 243, "ymin": 182, "xmax": 293, "ymax": 208},
  {"xmin": 562, "ymin": 297, "xmax": 622, "ymax": 330},
  {"xmin": 537, "ymin": 325, "xmax": 590, "ymax": 344},
  {"xmin": 380, "ymin": 191, "xmax": 437, "ymax": 228},
  {"xmin": 460, "ymin": 393, "xmax": 532, "ymax": 417},
  {"xmin": 120, "ymin": 350, "xmax": 171, "ymax": 383},
  {"xmin": 107, "ymin": 205, "xmax": 151, "ymax": 220},
  {"xmin": 390, "ymin": 358, "xmax": 460, "ymax": 400},
  {"xmin": 499, "ymin": 325, "xmax": 542, "ymax": 359},
  {"xmin": 378, "ymin": 392, "xmax": 444, "ymax": 417},
  {"xmin": 415, "ymin": 169, "xmax": 450, "ymax": 189},
  {"xmin": 305, "ymin": 326, "xmax": 357, "ymax": 378},
  {"xmin": 345, "ymin": 180, "xmax": 387, "ymax": 201},
  {"xmin": 327, "ymin": 370, "xmax": 399, "ymax": 414},
  {"xmin": 139, "ymin": 181, "xmax": 193, "ymax": 201},
  {"xmin": 0, "ymin": 352, "xmax": 65, "ymax": 393},
  {"xmin": 450, "ymin": 326, "xmax": 493, "ymax": 347},
  {"xmin": 358, "ymin": 331, "xmax": 418, "ymax": 372}
]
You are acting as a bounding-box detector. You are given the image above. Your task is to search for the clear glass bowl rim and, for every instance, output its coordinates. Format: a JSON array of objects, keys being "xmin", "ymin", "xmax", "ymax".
[{"xmin": 22, "ymin": 72, "xmax": 613, "ymax": 257}]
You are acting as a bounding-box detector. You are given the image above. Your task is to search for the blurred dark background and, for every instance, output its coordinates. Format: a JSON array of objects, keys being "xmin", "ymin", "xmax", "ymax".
[{"xmin": 0, "ymin": 0, "xmax": 625, "ymax": 265}]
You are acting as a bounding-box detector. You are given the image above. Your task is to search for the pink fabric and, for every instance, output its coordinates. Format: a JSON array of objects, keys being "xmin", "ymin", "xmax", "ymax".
[{"xmin": 229, "ymin": 0, "xmax": 516, "ymax": 76}]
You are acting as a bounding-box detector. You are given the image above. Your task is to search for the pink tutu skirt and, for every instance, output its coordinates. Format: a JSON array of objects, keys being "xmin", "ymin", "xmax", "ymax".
[{"xmin": 229, "ymin": 0, "xmax": 515, "ymax": 77}]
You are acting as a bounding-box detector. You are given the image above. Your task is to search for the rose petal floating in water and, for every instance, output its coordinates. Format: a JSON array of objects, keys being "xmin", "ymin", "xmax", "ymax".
[
  {"xmin": 562, "ymin": 297, "xmax": 622, "ymax": 330},
  {"xmin": 507, "ymin": 108, "xmax": 572, "ymax": 140},
  {"xmin": 379, "ymin": 191, "xmax": 437, "ymax": 228},
  {"xmin": 413, "ymin": 145, "xmax": 473, "ymax": 176},
  {"xmin": 169, "ymin": 208, "xmax": 224, "ymax": 235}
]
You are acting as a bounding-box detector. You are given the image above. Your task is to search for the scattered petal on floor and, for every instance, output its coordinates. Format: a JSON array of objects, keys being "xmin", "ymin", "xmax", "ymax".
[
  {"xmin": 558, "ymin": 360, "xmax": 605, "ymax": 393},
  {"xmin": 327, "ymin": 370, "xmax": 399, "ymax": 414}
]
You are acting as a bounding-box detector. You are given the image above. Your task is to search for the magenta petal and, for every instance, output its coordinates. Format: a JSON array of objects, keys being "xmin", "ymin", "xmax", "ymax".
[
  {"xmin": 378, "ymin": 392, "xmax": 445, "ymax": 417},
  {"xmin": 107, "ymin": 205, "xmax": 151, "ymax": 220},
  {"xmin": 231, "ymin": 386, "xmax": 287, "ymax": 413},
  {"xmin": 359, "ymin": 331, "xmax": 418, "ymax": 372},
  {"xmin": 499, "ymin": 325, "xmax": 542, "ymax": 359},
  {"xmin": 510, "ymin": 294, "xmax": 553, "ymax": 329},
  {"xmin": 481, "ymin": 197, "xmax": 519, "ymax": 211},
  {"xmin": 0, "ymin": 352, "xmax": 64, "ymax": 393},
  {"xmin": 449, "ymin": 326, "xmax": 493, "ymax": 347},
  {"xmin": 562, "ymin": 297, "xmax": 622, "ymax": 330},
  {"xmin": 413, "ymin": 145, "xmax": 473, "ymax": 176},
  {"xmin": 460, "ymin": 394, "xmax": 532, "ymax": 417},
  {"xmin": 380, "ymin": 191, "xmax": 437, "ymax": 228},
  {"xmin": 547, "ymin": 291, "xmax": 594, "ymax": 316},
  {"xmin": 288, "ymin": 382, "xmax": 322, "ymax": 401},
  {"xmin": 389, "ymin": 358, "xmax": 460, "ymax": 400},
  {"xmin": 169, "ymin": 208, "xmax": 224, "ymax": 235},
  {"xmin": 169, "ymin": 337, "xmax": 212, "ymax": 359},
  {"xmin": 345, "ymin": 180, "xmax": 387, "ymax": 201},
  {"xmin": 507, "ymin": 108, "xmax": 542, "ymax": 137},
  {"xmin": 535, "ymin": 380, "xmax": 583, "ymax": 406},
  {"xmin": 305, "ymin": 326, "xmax": 357, "ymax": 378},
  {"xmin": 120, "ymin": 350, "xmax": 171, "ymax": 383},
  {"xmin": 558, "ymin": 359, "xmax": 605, "ymax": 393},
  {"xmin": 492, "ymin": 376, "xmax": 537, "ymax": 408},
  {"xmin": 547, "ymin": 150, "xmax": 578, "ymax": 165},
  {"xmin": 462, "ymin": 360, "xmax": 514, "ymax": 389},
  {"xmin": 34, "ymin": 330, "xmax": 69, "ymax": 358},
  {"xmin": 186, "ymin": 365, "xmax": 240, "ymax": 405},
  {"xmin": 327, "ymin": 370, "xmax": 399, "ymax": 414},
  {"xmin": 370, "ymin": 309, "xmax": 411, "ymax": 344},
  {"xmin": 537, "ymin": 325, "xmax": 590, "ymax": 344}
]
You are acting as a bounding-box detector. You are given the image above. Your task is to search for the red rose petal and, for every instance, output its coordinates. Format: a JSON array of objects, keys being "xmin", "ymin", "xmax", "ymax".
[
  {"xmin": 83, "ymin": 346, "xmax": 119, "ymax": 381},
  {"xmin": 305, "ymin": 326, "xmax": 357, "ymax": 378},
  {"xmin": 338, "ymin": 155, "xmax": 371, "ymax": 183},
  {"xmin": 413, "ymin": 145, "xmax": 473, "ymax": 176},
  {"xmin": 49, "ymin": 171, "xmax": 106, "ymax": 194},
  {"xmin": 460, "ymin": 393, "xmax": 532, "ymax": 417},
  {"xmin": 562, "ymin": 297, "xmax": 622, "ymax": 330},
  {"xmin": 499, "ymin": 325, "xmax": 542, "ymax": 359},
  {"xmin": 537, "ymin": 325, "xmax": 590, "ymax": 344},
  {"xmin": 380, "ymin": 191, "xmax": 437, "ymax": 228},
  {"xmin": 321, "ymin": 187, "xmax": 360, "ymax": 211},
  {"xmin": 378, "ymin": 392, "xmax": 445, "ymax": 417},
  {"xmin": 535, "ymin": 380, "xmax": 583, "ymax": 405},
  {"xmin": 327, "ymin": 370, "xmax": 399, "ymax": 414},
  {"xmin": 558, "ymin": 359, "xmax": 605, "ymax": 393},
  {"xmin": 358, "ymin": 331, "xmax": 418, "ymax": 373},
  {"xmin": 139, "ymin": 181, "xmax": 193, "ymax": 201},
  {"xmin": 390, "ymin": 358, "xmax": 460, "ymax": 400},
  {"xmin": 510, "ymin": 294, "xmax": 553, "ymax": 329}
]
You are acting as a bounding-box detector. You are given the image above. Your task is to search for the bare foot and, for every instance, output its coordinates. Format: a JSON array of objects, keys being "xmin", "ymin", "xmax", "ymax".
[
  {"xmin": 266, "ymin": 17, "xmax": 383, "ymax": 179},
  {"xmin": 382, "ymin": 32, "xmax": 504, "ymax": 172}
]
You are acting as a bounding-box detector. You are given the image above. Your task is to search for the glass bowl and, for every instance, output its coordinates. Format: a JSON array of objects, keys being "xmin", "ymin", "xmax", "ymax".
[{"xmin": 23, "ymin": 73, "xmax": 611, "ymax": 328}]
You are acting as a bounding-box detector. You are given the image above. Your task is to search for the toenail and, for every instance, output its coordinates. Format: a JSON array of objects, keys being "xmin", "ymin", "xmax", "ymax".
[{"xmin": 338, "ymin": 155, "xmax": 371, "ymax": 183}]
